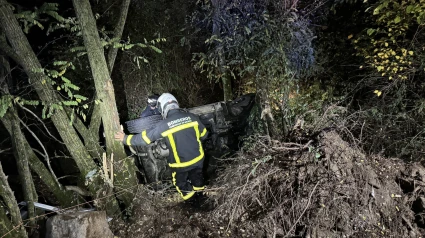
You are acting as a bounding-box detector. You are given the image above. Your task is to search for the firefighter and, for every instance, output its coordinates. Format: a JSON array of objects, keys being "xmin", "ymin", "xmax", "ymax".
[
  {"xmin": 115, "ymin": 93, "xmax": 208, "ymax": 203},
  {"xmin": 140, "ymin": 94, "xmax": 161, "ymax": 117}
]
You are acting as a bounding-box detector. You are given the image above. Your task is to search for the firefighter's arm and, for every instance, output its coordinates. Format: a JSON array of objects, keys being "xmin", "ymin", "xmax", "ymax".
[
  {"xmin": 115, "ymin": 126, "xmax": 162, "ymax": 146},
  {"xmin": 198, "ymin": 120, "xmax": 208, "ymax": 141}
]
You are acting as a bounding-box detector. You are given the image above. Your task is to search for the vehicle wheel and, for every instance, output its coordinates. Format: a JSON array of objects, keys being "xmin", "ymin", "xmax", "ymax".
[{"xmin": 125, "ymin": 115, "xmax": 163, "ymax": 134}]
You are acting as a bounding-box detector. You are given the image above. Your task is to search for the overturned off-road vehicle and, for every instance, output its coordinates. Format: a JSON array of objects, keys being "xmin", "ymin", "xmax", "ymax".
[{"xmin": 124, "ymin": 94, "xmax": 256, "ymax": 183}]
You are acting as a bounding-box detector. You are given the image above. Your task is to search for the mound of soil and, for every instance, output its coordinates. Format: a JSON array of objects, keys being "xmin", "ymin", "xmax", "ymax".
[{"xmin": 111, "ymin": 131, "xmax": 425, "ymax": 237}]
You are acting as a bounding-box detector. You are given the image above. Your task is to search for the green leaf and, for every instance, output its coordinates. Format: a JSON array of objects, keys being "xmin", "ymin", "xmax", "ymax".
[
  {"xmin": 61, "ymin": 76, "xmax": 71, "ymax": 84},
  {"xmin": 373, "ymin": 6, "xmax": 381, "ymax": 15},
  {"xmin": 74, "ymin": 94, "xmax": 87, "ymax": 100},
  {"xmin": 406, "ymin": 5, "xmax": 414, "ymax": 13},
  {"xmin": 54, "ymin": 61, "xmax": 69, "ymax": 66},
  {"xmin": 62, "ymin": 101, "xmax": 78, "ymax": 106},
  {"xmin": 244, "ymin": 26, "xmax": 251, "ymax": 35},
  {"xmin": 149, "ymin": 45, "xmax": 162, "ymax": 53},
  {"xmin": 394, "ymin": 16, "xmax": 401, "ymax": 23},
  {"xmin": 367, "ymin": 28, "xmax": 375, "ymax": 36}
]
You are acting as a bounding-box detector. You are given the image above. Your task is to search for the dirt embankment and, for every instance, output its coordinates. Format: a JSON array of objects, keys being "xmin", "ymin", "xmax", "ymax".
[{"xmin": 112, "ymin": 131, "xmax": 425, "ymax": 237}]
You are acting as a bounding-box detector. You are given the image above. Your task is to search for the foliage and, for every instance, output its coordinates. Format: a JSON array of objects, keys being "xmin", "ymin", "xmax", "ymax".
[
  {"xmin": 335, "ymin": 0, "xmax": 425, "ymax": 160},
  {"xmin": 353, "ymin": 0, "xmax": 425, "ymax": 82},
  {"xmin": 191, "ymin": 0, "xmax": 314, "ymax": 82},
  {"xmin": 189, "ymin": 0, "xmax": 317, "ymax": 133},
  {"xmin": 0, "ymin": 61, "xmax": 91, "ymax": 124},
  {"xmin": 14, "ymin": 2, "xmax": 64, "ymax": 33}
]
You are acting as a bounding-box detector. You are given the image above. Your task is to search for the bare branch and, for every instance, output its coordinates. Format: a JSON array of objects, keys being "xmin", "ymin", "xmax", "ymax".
[
  {"xmin": 107, "ymin": 0, "xmax": 131, "ymax": 73},
  {"xmin": 18, "ymin": 104, "xmax": 65, "ymax": 144},
  {"xmin": 18, "ymin": 117, "xmax": 60, "ymax": 188}
]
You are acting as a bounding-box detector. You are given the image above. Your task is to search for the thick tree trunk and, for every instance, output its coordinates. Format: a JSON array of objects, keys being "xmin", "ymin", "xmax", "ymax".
[
  {"xmin": 107, "ymin": 0, "xmax": 131, "ymax": 73},
  {"xmin": 85, "ymin": 0, "xmax": 131, "ymax": 156},
  {"xmin": 72, "ymin": 0, "xmax": 137, "ymax": 207},
  {"xmin": 0, "ymin": 0, "xmax": 120, "ymax": 213},
  {"xmin": 0, "ymin": 163, "xmax": 27, "ymax": 238}
]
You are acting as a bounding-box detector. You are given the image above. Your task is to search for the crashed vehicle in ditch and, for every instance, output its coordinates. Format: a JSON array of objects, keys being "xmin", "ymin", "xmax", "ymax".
[{"xmin": 124, "ymin": 93, "xmax": 256, "ymax": 183}]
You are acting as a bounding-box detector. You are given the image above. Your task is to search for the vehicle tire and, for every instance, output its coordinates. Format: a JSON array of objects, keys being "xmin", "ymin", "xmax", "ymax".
[{"xmin": 125, "ymin": 115, "xmax": 163, "ymax": 134}]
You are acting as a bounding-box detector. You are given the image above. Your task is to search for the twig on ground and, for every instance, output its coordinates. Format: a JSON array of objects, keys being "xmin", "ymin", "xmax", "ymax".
[{"xmin": 284, "ymin": 180, "xmax": 320, "ymax": 237}]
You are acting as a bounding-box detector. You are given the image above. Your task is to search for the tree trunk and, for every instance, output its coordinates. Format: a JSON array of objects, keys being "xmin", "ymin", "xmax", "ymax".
[
  {"xmin": 211, "ymin": 0, "xmax": 233, "ymax": 101},
  {"xmin": 107, "ymin": 0, "xmax": 131, "ymax": 73},
  {"xmin": 11, "ymin": 110, "xmax": 37, "ymax": 230},
  {"xmin": 0, "ymin": 162, "xmax": 27, "ymax": 238},
  {"xmin": 222, "ymin": 76, "xmax": 232, "ymax": 101},
  {"xmin": 0, "ymin": 51, "xmax": 36, "ymax": 231},
  {"xmin": 257, "ymin": 80, "xmax": 278, "ymax": 140},
  {"xmin": 0, "ymin": 204, "xmax": 14, "ymax": 238},
  {"xmin": 0, "ymin": 0, "xmax": 120, "ymax": 214},
  {"xmin": 84, "ymin": 0, "xmax": 131, "ymax": 151},
  {"xmin": 72, "ymin": 0, "xmax": 137, "ymax": 207}
]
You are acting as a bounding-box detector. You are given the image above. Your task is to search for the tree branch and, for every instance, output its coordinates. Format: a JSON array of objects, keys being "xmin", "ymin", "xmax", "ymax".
[
  {"xmin": 17, "ymin": 117, "xmax": 61, "ymax": 188},
  {"xmin": 107, "ymin": 0, "xmax": 131, "ymax": 73},
  {"xmin": 66, "ymin": 107, "xmax": 104, "ymax": 158},
  {"xmin": 18, "ymin": 104, "xmax": 65, "ymax": 144}
]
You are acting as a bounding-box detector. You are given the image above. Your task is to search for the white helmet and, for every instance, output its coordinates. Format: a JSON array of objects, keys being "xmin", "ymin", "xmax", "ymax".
[{"xmin": 157, "ymin": 93, "xmax": 179, "ymax": 118}]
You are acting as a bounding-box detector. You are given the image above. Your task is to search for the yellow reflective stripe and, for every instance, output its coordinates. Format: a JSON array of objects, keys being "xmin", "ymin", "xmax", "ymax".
[
  {"xmin": 168, "ymin": 153, "xmax": 203, "ymax": 168},
  {"xmin": 183, "ymin": 191, "xmax": 195, "ymax": 200},
  {"xmin": 168, "ymin": 134, "xmax": 180, "ymax": 163},
  {"xmin": 168, "ymin": 124, "xmax": 204, "ymax": 168},
  {"xmin": 172, "ymin": 172, "xmax": 195, "ymax": 200},
  {"xmin": 172, "ymin": 172, "xmax": 183, "ymax": 197},
  {"xmin": 193, "ymin": 186, "xmax": 205, "ymax": 191},
  {"xmin": 142, "ymin": 130, "xmax": 151, "ymax": 144},
  {"xmin": 200, "ymin": 128, "xmax": 207, "ymax": 137},
  {"xmin": 126, "ymin": 135, "xmax": 133, "ymax": 145},
  {"xmin": 161, "ymin": 121, "xmax": 198, "ymax": 137}
]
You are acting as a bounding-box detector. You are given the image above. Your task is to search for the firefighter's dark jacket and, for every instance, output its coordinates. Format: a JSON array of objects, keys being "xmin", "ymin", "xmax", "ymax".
[{"xmin": 123, "ymin": 109, "xmax": 208, "ymax": 170}]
